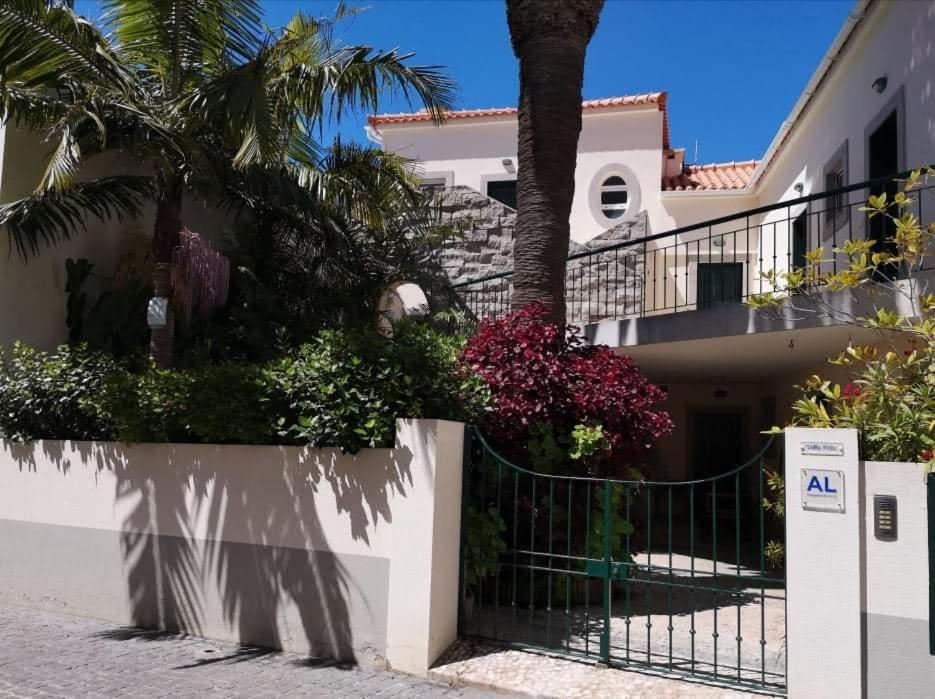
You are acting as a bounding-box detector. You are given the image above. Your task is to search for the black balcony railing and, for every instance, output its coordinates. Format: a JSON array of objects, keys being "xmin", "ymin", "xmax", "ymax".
[{"xmin": 451, "ymin": 168, "xmax": 935, "ymax": 326}]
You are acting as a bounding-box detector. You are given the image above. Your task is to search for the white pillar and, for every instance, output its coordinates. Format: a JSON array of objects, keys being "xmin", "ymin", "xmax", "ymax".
[
  {"xmin": 785, "ymin": 427, "xmax": 862, "ymax": 698},
  {"xmin": 385, "ymin": 419, "xmax": 465, "ymax": 674}
]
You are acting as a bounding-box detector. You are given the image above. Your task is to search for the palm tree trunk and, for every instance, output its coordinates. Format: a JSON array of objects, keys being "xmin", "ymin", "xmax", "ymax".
[
  {"xmin": 149, "ymin": 183, "xmax": 183, "ymax": 367},
  {"xmin": 507, "ymin": 0, "xmax": 604, "ymax": 326}
]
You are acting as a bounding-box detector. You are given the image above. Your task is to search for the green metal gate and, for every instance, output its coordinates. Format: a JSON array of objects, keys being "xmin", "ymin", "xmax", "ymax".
[{"xmin": 458, "ymin": 427, "xmax": 786, "ymax": 695}]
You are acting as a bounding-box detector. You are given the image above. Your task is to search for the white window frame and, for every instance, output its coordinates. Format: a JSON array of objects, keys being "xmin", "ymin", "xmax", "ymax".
[
  {"xmin": 418, "ymin": 171, "xmax": 454, "ymax": 190},
  {"xmin": 821, "ymin": 141, "xmax": 849, "ymax": 238},
  {"xmin": 589, "ymin": 163, "xmax": 641, "ymax": 227}
]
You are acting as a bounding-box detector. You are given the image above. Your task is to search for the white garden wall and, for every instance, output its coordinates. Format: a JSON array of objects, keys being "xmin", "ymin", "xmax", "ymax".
[
  {"xmin": 0, "ymin": 419, "xmax": 466, "ymax": 675},
  {"xmin": 785, "ymin": 428, "xmax": 935, "ymax": 697},
  {"xmin": 862, "ymin": 459, "xmax": 935, "ymax": 696}
]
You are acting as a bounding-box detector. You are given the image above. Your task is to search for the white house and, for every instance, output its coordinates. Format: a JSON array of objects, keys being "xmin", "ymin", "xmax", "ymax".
[
  {"xmin": 368, "ymin": 0, "xmax": 935, "ymax": 477},
  {"xmin": 367, "ymin": 93, "xmax": 758, "ymax": 244},
  {"xmin": 0, "ymin": 0, "xmax": 932, "ymax": 477}
]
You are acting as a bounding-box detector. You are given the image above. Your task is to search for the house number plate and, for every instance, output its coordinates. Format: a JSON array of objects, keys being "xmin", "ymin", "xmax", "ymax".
[{"xmin": 800, "ymin": 441, "xmax": 845, "ymax": 456}]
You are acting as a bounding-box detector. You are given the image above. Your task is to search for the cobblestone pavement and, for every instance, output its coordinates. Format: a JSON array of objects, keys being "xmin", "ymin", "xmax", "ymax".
[
  {"xmin": 0, "ymin": 605, "xmax": 502, "ymax": 698},
  {"xmin": 432, "ymin": 642, "xmax": 762, "ymax": 699}
]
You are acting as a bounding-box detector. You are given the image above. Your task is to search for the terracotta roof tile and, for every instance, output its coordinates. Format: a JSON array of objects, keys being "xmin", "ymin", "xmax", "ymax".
[
  {"xmin": 662, "ymin": 160, "xmax": 759, "ymax": 192},
  {"xmin": 370, "ymin": 92, "xmax": 670, "ymax": 148}
]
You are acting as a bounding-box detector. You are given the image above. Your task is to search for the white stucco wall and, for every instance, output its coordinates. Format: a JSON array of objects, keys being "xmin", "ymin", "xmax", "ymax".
[
  {"xmin": 378, "ymin": 107, "xmax": 675, "ymax": 243},
  {"xmin": 863, "ymin": 459, "xmax": 935, "ymax": 697},
  {"xmin": 784, "ymin": 427, "xmax": 863, "ymax": 698},
  {"xmin": 754, "ymin": 0, "xmax": 935, "ymax": 263},
  {"xmin": 0, "ymin": 124, "xmax": 137, "ymax": 349},
  {"xmin": 0, "ymin": 419, "xmax": 466, "ymax": 674},
  {"xmin": 0, "ymin": 123, "xmax": 236, "ymax": 350}
]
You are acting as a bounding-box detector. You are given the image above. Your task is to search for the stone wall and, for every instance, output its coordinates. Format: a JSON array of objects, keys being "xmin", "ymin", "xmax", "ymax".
[{"xmin": 432, "ymin": 186, "xmax": 647, "ymax": 324}]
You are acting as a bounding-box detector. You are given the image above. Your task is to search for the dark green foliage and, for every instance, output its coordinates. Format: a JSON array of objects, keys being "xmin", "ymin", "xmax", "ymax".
[
  {"xmin": 65, "ymin": 257, "xmax": 93, "ymax": 343},
  {"xmin": 269, "ymin": 321, "xmax": 488, "ymax": 452},
  {"xmin": 0, "ymin": 343, "xmax": 118, "ymax": 441},
  {"xmin": 0, "ymin": 322, "xmax": 487, "ymax": 451},
  {"xmin": 103, "ymin": 364, "xmax": 272, "ymax": 444},
  {"xmin": 463, "ymin": 505, "xmax": 507, "ymax": 594},
  {"xmin": 267, "ymin": 330, "xmax": 402, "ymax": 451},
  {"xmin": 65, "ymin": 257, "xmax": 150, "ymax": 357}
]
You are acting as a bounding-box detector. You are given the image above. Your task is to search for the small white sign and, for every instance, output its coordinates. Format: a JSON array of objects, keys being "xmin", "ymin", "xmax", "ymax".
[
  {"xmin": 801, "ymin": 469, "xmax": 845, "ymax": 512},
  {"xmin": 801, "ymin": 441, "xmax": 845, "ymax": 457}
]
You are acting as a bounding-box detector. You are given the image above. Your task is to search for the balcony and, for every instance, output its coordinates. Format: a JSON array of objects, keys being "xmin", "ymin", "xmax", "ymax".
[{"xmin": 450, "ymin": 170, "xmax": 935, "ymax": 348}]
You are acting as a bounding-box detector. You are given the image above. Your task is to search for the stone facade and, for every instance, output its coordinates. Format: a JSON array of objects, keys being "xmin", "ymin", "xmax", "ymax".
[{"xmin": 432, "ymin": 186, "xmax": 646, "ymax": 324}]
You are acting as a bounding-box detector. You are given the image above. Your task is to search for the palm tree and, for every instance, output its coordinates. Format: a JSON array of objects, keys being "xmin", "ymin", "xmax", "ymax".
[
  {"xmin": 506, "ymin": 0, "xmax": 604, "ymax": 325},
  {"xmin": 0, "ymin": 0, "xmax": 454, "ymax": 365}
]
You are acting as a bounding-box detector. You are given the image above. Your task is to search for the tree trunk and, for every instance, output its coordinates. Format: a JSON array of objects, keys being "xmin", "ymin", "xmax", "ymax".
[
  {"xmin": 506, "ymin": 0, "xmax": 604, "ymax": 326},
  {"xmin": 149, "ymin": 183, "xmax": 183, "ymax": 367}
]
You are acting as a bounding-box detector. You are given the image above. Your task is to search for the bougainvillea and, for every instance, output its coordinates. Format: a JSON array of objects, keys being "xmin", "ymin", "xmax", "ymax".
[
  {"xmin": 460, "ymin": 304, "xmax": 672, "ymax": 471},
  {"xmin": 171, "ymin": 229, "xmax": 230, "ymax": 324}
]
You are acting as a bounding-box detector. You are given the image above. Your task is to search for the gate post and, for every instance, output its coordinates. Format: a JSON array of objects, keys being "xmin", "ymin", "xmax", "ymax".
[
  {"xmin": 784, "ymin": 427, "xmax": 863, "ymax": 697},
  {"xmin": 385, "ymin": 419, "xmax": 466, "ymax": 674}
]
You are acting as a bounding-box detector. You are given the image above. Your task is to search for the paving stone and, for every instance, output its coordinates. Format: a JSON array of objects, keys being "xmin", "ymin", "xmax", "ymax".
[
  {"xmin": 431, "ymin": 641, "xmax": 761, "ymax": 699},
  {"xmin": 0, "ymin": 605, "xmax": 501, "ymax": 698}
]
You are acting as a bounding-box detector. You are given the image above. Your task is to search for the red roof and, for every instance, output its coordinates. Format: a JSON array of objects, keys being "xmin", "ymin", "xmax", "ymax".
[
  {"xmin": 369, "ymin": 92, "xmax": 671, "ymax": 149},
  {"xmin": 662, "ymin": 160, "xmax": 759, "ymax": 192}
]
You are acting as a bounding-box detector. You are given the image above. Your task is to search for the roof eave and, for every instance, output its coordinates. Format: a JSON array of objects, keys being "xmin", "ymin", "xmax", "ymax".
[
  {"xmin": 747, "ymin": 0, "xmax": 875, "ymax": 191},
  {"xmin": 660, "ymin": 187, "xmax": 757, "ymax": 199}
]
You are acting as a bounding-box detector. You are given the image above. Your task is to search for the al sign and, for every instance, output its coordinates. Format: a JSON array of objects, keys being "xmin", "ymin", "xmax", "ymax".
[{"xmin": 801, "ymin": 469, "xmax": 845, "ymax": 512}]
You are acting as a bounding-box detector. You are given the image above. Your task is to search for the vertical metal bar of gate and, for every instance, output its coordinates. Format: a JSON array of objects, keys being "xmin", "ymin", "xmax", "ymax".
[
  {"xmin": 600, "ymin": 480, "xmax": 612, "ymax": 663},
  {"xmin": 459, "ymin": 429, "xmax": 786, "ymax": 694},
  {"xmin": 928, "ymin": 472, "xmax": 935, "ymax": 655}
]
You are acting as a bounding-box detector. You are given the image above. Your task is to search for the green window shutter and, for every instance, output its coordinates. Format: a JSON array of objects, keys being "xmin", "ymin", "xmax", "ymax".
[{"xmin": 697, "ymin": 263, "xmax": 743, "ymax": 310}]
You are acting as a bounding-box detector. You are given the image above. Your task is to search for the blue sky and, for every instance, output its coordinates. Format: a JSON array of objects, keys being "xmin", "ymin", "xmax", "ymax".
[{"xmin": 77, "ymin": 0, "xmax": 855, "ymax": 164}]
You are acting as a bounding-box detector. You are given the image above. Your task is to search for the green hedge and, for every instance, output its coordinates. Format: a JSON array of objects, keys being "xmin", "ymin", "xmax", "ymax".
[{"xmin": 0, "ymin": 323, "xmax": 488, "ymax": 452}]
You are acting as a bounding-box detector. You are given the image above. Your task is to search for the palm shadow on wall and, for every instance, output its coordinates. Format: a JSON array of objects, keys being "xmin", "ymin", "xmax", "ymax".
[{"xmin": 6, "ymin": 439, "xmax": 412, "ymax": 664}]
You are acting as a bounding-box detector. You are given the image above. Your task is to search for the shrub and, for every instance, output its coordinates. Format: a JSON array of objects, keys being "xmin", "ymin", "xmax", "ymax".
[
  {"xmin": 460, "ymin": 304, "xmax": 672, "ymax": 474},
  {"xmin": 385, "ymin": 319, "xmax": 490, "ymax": 424},
  {"xmin": 785, "ymin": 343, "xmax": 935, "ymax": 462},
  {"xmin": 751, "ymin": 165, "xmax": 935, "ymax": 465},
  {"xmin": 0, "ymin": 321, "xmax": 485, "ymax": 451},
  {"xmin": 270, "ymin": 322, "xmax": 488, "ymax": 452},
  {"xmin": 0, "ymin": 343, "xmax": 118, "ymax": 441},
  {"xmin": 103, "ymin": 364, "xmax": 271, "ymax": 444}
]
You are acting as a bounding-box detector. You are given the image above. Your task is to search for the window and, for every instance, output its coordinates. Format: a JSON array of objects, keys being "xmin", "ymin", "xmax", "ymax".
[
  {"xmin": 486, "ymin": 180, "xmax": 517, "ymax": 209},
  {"xmin": 600, "ymin": 175, "xmax": 629, "ymax": 219},
  {"xmin": 823, "ymin": 142, "xmax": 849, "ymax": 233},
  {"xmin": 419, "ymin": 177, "xmax": 447, "ymax": 194},
  {"xmin": 697, "ymin": 263, "xmax": 743, "ymax": 309}
]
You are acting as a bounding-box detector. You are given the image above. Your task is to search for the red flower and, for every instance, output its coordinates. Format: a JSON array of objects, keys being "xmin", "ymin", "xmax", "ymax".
[
  {"xmin": 841, "ymin": 383, "xmax": 862, "ymax": 400},
  {"xmin": 921, "ymin": 449, "xmax": 934, "ymax": 462}
]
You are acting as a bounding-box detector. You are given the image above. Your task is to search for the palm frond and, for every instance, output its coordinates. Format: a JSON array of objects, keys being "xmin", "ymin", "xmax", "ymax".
[
  {"xmin": 37, "ymin": 123, "xmax": 81, "ymax": 191},
  {"xmin": 323, "ymin": 46, "xmax": 456, "ymax": 124},
  {"xmin": 102, "ymin": 0, "xmax": 262, "ymax": 94},
  {"xmin": 0, "ymin": 175, "xmax": 154, "ymax": 259},
  {"xmin": 178, "ymin": 54, "xmax": 285, "ymax": 169},
  {"xmin": 0, "ymin": 85, "xmax": 66, "ymax": 130},
  {"xmin": 311, "ymin": 140, "xmax": 421, "ymax": 228},
  {"xmin": 0, "ymin": 0, "xmax": 129, "ymax": 90}
]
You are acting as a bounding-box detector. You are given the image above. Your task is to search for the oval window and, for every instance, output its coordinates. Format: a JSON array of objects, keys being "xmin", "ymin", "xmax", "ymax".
[{"xmin": 600, "ymin": 175, "xmax": 629, "ymax": 219}]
